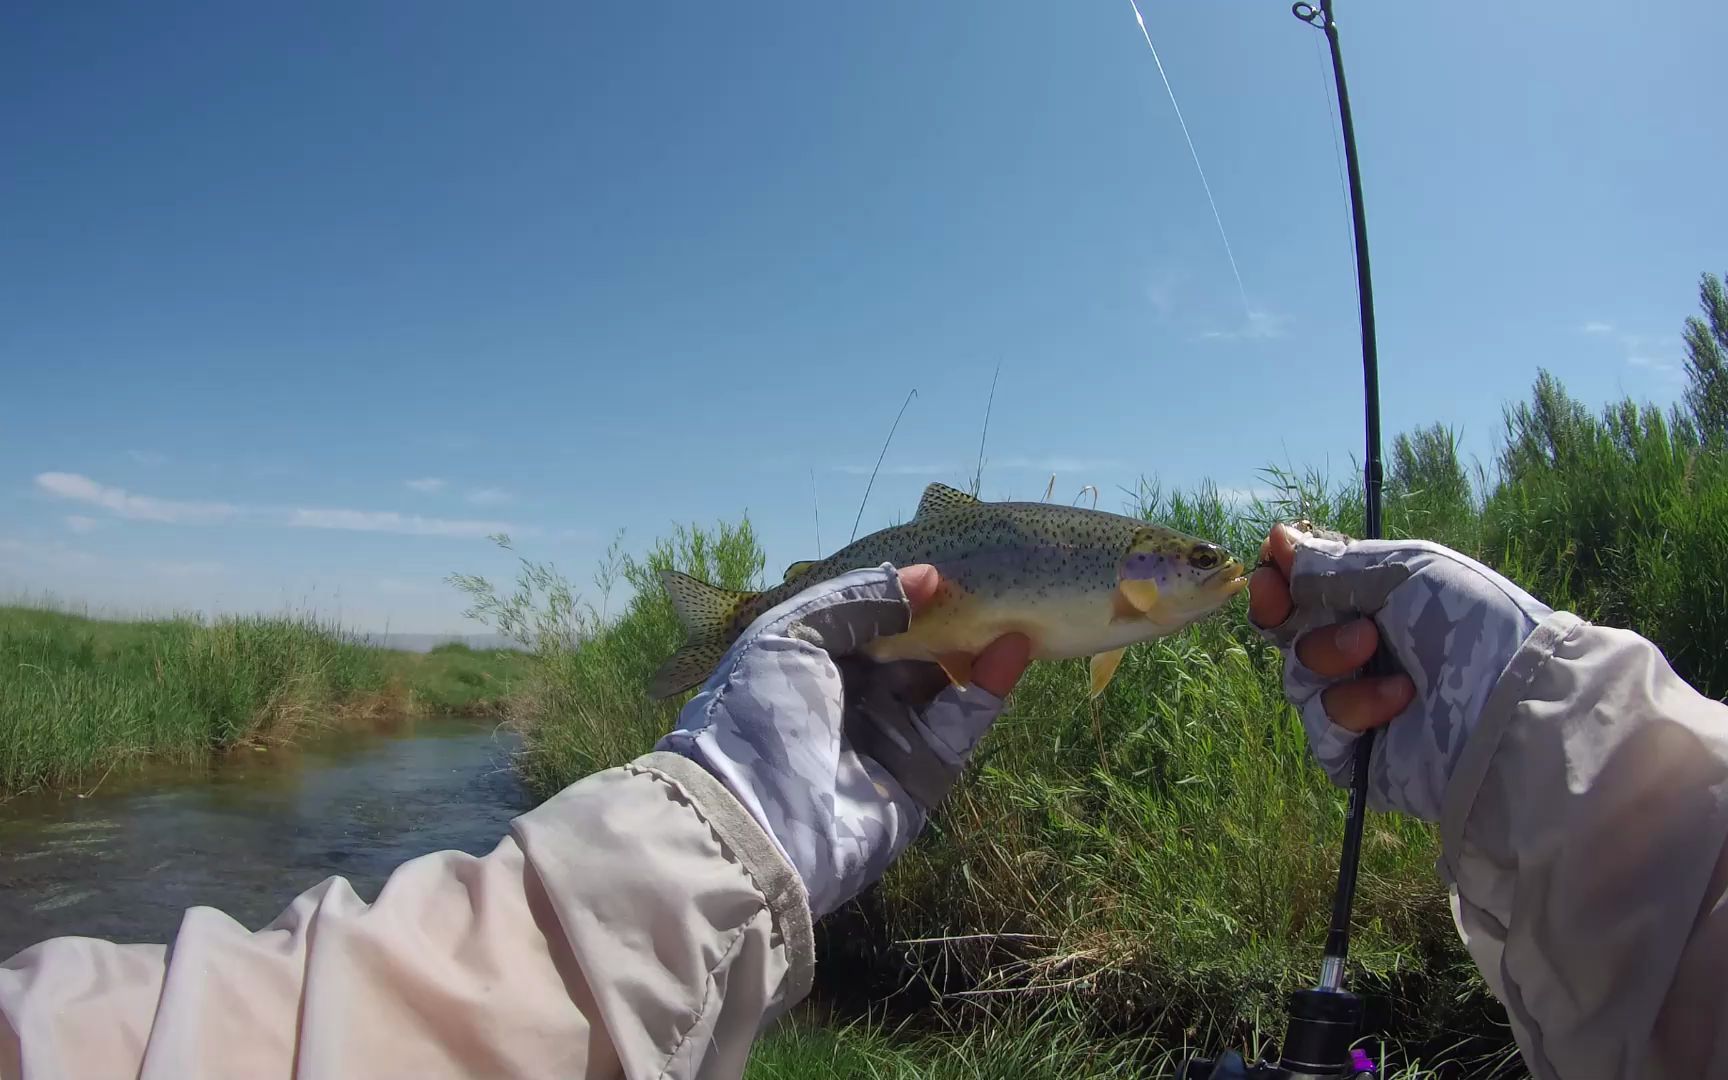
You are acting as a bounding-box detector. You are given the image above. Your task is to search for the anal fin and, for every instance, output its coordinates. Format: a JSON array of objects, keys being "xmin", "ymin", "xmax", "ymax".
[
  {"xmin": 934, "ymin": 651, "xmax": 974, "ymax": 689},
  {"xmin": 1088, "ymin": 647, "xmax": 1127, "ymax": 698}
]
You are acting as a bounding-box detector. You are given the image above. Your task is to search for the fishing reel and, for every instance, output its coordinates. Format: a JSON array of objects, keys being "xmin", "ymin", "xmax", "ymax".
[
  {"xmin": 1178, "ymin": 1049, "xmax": 1374, "ymax": 1080},
  {"xmin": 1176, "ymin": 988, "xmax": 1375, "ymax": 1079}
]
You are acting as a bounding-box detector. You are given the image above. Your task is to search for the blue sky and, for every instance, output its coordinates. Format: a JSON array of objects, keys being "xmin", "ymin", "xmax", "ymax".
[{"xmin": 3, "ymin": 0, "xmax": 1722, "ymax": 634}]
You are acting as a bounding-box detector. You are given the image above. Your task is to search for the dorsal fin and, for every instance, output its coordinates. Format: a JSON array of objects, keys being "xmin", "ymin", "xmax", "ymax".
[
  {"xmin": 915, "ymin": 482, "xmax": 979, "ymax": 520},
  {"xmin": 783, "ymin": 559, "xmax": 820, "ymax": 583}
]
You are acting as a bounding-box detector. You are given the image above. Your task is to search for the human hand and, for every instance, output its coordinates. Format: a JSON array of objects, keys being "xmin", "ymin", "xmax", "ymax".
[
  {"xmin": 654, "ymin": 564, "xmax": 1031, "ymax": 917},
  {"xmin": 1248, "ymin": 523, "xmax": 1553, "ymax": 820}
]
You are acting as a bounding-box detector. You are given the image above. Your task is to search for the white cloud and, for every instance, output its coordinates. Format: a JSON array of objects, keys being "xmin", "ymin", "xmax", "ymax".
[
  {"xmin": 406, "ymin": 477, "xmax": 446, "ymax": 494},
  {"xmin": 1588, "ymin": 323, "xmax": 1683, "ymax": 377},
  {"xmin": 1198, "ymin": 310, "xmax": 1287, "ymax": 343},
  {"xmin": 126, "ymin": 449, "xmax": 168, "ymax": 466},
  {"xmin": 1627, "ymin": 354, "xmax": 1682, "ymax": 380},
  {"xmin": 465, "ymin": 487, "xmax": 513, "ymax": 506},
  {"xmin": 0, "ymin": 537, "xmax": 103, "ymax": 572},
  {"xmin": 286, "ymin": 508, "xmax": 512, "ymax": 538},
  {"xmin": 1620, "ymin": 332, "xmax": 1680, "ymax": 354},
  {"xmin": 65, "ymin": 515, "xmax": 102, "ymax": 534},
  {"xmin": 36, "ymin": 472, "xmax": 520, "ymax": 539},
  {"xmin": 0, "ymin": 536, "xmax": 224, "ymax": 584},
  {"xmin": 0, "ymin": 535, "xmax": 106, "ymax": 577},
  {"xmin": 36, "ymin": 473, "xmax": 238, "ymax": 524}
]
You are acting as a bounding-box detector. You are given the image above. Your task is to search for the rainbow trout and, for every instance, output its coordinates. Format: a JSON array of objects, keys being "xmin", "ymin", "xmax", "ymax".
[{"xmin": 649, "ymin": 482, "xmax": 1248, "ymax": 699}]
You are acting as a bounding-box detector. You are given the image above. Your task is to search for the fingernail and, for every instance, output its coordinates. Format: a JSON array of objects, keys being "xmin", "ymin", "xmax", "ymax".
[
  {"xmin": 1380, "ymin": 677, "xmax": 1409, "ymax": 702},
  {"xmin": 1336, "ymin": 620, "xmax": 1370, "ymax": 652}
]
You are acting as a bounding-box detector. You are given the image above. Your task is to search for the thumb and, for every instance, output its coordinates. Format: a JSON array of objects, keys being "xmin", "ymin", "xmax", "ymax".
[{"xmin": 897, "ymin": 564, "xmax": 940, "ymax": 610}]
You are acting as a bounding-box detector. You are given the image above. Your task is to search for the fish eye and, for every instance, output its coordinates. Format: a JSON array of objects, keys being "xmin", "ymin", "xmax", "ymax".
[{"xmin": 1189, "ymin": 543, "xmax": 1222, "ymax": 570}]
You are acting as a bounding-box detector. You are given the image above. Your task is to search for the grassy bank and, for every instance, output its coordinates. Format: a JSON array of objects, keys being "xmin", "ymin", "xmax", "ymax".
[
  {"xmin": 380, "ymin": 640, "xmax": 525, "ymax": 717},
  {"xmin": 453, "ymin": 364, "xmax": 1728, "ymax": 1074},
  {"xmin": 743, "ymin": 1005, "xmax": 1518, "ymax": 1080},
  {"xmin": 0, "ymin": 607, "xmax": 521, "ymax": 796}
]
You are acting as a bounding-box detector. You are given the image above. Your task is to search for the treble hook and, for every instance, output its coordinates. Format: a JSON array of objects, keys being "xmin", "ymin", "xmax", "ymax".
[{"xmin": 1292, "ymin": 2, "xmax": 1327, "ymax": 27}]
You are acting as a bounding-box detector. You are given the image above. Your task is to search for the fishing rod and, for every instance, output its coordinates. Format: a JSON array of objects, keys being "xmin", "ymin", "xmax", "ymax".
[{"xmin": 1180, "ymin": 2, "xmax": 1384, "ymax": 1077}]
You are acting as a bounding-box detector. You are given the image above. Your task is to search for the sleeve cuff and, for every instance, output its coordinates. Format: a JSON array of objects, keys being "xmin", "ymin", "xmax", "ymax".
[{"xmin": 628, "ymin": 751, "xmax": 816, "ymax": 1010}]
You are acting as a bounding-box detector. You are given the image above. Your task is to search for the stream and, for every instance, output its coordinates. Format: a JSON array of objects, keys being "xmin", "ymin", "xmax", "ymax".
[{"xmin": 0, "ymin": 716, "xmax": 532, "ymax": 960}]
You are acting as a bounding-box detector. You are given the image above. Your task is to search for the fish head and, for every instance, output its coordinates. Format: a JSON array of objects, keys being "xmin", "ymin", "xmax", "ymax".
[{"xmin": 1115, "ymin": 525, "xmax": 1249, "ymax": 633}]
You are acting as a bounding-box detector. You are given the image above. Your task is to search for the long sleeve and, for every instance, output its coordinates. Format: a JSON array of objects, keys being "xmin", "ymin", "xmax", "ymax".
[
  {"xmin": 1440, "ymin": 612, "xmax": 1728, "ymax": 1080},
  {"xmin": 0, "ymin": 752, "xmax": 814, "ymax": 1080}
]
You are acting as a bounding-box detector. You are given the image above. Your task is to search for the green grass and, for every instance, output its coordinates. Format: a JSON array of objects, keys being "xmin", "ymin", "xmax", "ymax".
[
  {"xmin": 0, "ymin": 607, "xmax": 522, "ymax": 796},
  {"xmin": 379, "ymin": 641, "xmax": 525, "ymax": 715},
  {"xmin": 1481, "ymin": 374, "xmax": 1728, "ymax": 698},
  {"xmin": 746, "ymin": 1009, "xmax": 1192, "ymax": 1080},
  {"xmin": 745, "ymin": 1006, "xmax": 1520, "ymax": 1079}
]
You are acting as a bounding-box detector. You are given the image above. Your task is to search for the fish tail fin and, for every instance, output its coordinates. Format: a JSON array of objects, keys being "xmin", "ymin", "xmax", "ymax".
[{"xmin": 647, "ymin": 570, "xmax": 757, "ymax": 698}]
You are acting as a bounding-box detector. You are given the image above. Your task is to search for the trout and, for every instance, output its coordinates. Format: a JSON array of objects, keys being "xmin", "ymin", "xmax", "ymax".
[{"xmin": 649, "ymin": 482, "xmax": 1249, "ymax": 699}]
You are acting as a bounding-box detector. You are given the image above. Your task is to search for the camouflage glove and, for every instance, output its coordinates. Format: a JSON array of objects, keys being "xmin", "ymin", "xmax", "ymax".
[
  {"xmin": 654, "ymin": 565, "xmax": 1007, "ymax": 918},
  {"xmin": 1258, "ymin": 529, "xmax": 1553, "ymax": 821}
]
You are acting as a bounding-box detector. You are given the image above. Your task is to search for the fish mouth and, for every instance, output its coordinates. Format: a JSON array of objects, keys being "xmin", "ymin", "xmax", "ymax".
[{"xmin": 1206, "ymin": 560, "xmax": 1251, "ymax": 597}]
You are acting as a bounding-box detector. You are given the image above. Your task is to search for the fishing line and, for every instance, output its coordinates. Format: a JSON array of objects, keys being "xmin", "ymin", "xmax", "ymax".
[
  {"xmin": 1125, "ymin": 0, "xmax": 1252, "ymax": 322},
  {"xmin": 811, "ymin": 467, "xmax": 822, "ymax": 555},
  {"xmin": 972, "ymin": 363, "xmax": 1000, "ymax": 498},
  {"xmin": 851, "ymin": 388, "xmax": 918, "ymax": 544},
  {"xmin": 1311, "ymin": 27, "xmax": 1359, "ymax": 299}
]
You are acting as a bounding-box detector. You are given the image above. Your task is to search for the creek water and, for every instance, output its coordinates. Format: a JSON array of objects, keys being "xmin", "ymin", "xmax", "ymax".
[{"xmin": 0, "ymin": 716, "xmax": 532, "ymax": 961}]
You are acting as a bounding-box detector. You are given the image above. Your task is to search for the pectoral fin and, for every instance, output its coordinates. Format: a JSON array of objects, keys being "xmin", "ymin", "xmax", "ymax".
[
  {"xmin": 1112, "ymin": 578, "xmax": 1161, "ymax": 621},
  {"xmin": 1088, "ymin": 647, "xmax": 1126, "ymax": 698}
]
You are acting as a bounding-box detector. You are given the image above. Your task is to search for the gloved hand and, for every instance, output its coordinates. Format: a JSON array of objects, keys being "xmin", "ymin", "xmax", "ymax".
[
  {"xmin": 1249, "ymin": 523, "xmax": 1554, "ymax": 821},
  {"xmin": 654, "ymin": 564, "xmax": 1031, "ymax": 917}
]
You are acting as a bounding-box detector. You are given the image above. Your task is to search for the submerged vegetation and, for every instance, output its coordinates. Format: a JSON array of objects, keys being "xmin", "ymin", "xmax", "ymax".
[
  {"xmin": 452, "ymin": 273, "xmax": 1728, "ymax": 1075},
  {"xmin": 0, "ymin": 606, "xmax": 521, "ymax": 796}
]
